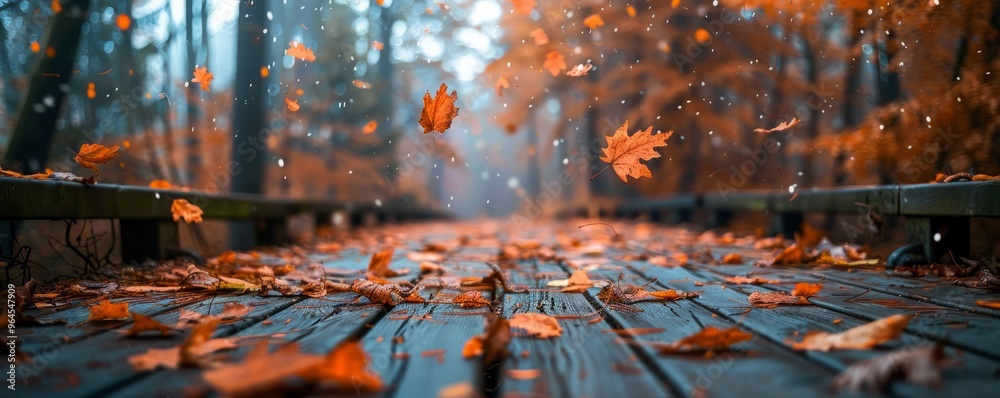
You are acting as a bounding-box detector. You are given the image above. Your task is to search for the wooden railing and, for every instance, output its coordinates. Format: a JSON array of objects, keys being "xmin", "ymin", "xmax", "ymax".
[
  {"xmin": 0, "ymin": 178, "xmax": 450, "ymax": 264},
  {"xmin": 566, "ymin": 181, "xmax": 1000, "ymax": 267}
]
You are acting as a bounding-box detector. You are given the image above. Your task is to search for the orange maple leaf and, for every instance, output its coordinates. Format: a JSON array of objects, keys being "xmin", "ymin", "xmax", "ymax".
[
  {"xmin": 754, "ymin": 117, "xmax": 801, "ymax": 133},
  {"xmin": 363, "ymin": 120, "xmax": 378, "ymax": 134},
  {"xmin": 583, "ymin": 14, "xmax": 604, "ymax": 29},
  {"xmin": 74, "ymin": 143, "xmax": 121, "ymax": 176},
  {"xmin": 284, "ymin": 96, "xmax": 300, "ymax": 112},
  {"xmin": 286, "ymin": 42, "xmax": 316, "ymax": 62},
  {"xmin": 299, "ymin": 341, "xmax": 383, "ymax": 392},
  {"xmin": 789, "ymin": 314, "xmax": 912, "ymax": 351},
  {"xmin": 88, "ymin": 299, "xmax": 130, "ymax": 321},
  {"xmin": 419, "ymin": 83, "xmax": 459, "ymax": 134},
  {"xmin": 511, "ymin": 0, "xmax": 536, "ymax": 15},
  {"xmin": 171, "ymin": 199, "xmax": 203, "ymax": 224},
  {"xmin": 597, "ymin": 120, "xmax": 672, "ymax": 182},
  {"xmin": 191, "ymin": 66, "xmax": 213, "ymax": 92},
  {"xmin": 372, "ymin": 41, "xmax": 384, "ymax": 50},
  {"xmin": 368, "ymin": 248, "xmax": 407, "ymax": 278},
  {"xmin": 566, "ymin": 61, "xmax": 593, "ymax": 77},
  {"xmin": 529, "ymin": 28, "xmax": 548, "ymax": 45},
  {"xmin": 542, "ymin": 51, "xmax": 566, "ymax": 76}
]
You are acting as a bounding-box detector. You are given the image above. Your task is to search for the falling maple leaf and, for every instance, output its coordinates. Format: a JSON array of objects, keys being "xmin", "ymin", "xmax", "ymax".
[
  {"xmin": 74, "ymin": 143, "xmax": 121, "ymax": 176},
  {"xmin": 791, "ymin": 283, "xmax": 822, "ymax": 298},
  {"xmin": 656, "ymin": 327, "xmax": 753, "ymax": 355},
  {"xmin": 171, "ymin": 199, "xmax": 204, "ymax": 224},
  {"xmin": 363, "ymin": 120, "xmax": 378, "ymax": 134},
  {"xmin": 748, "ymin": 291, "xmax": 810, "ymax": 308},
  {"xmin": 583, "ymin": 14, "xmax": 605, "ymax": 29},
  {"xmin": 285, "ymin": 96, "xmax": 300, "ymax": 112},
  {"xmin": 511, "ymin": 0, "xmax": 536, "ymax": 15},
  {"xmin": 352, "ymin": 79, "xmax": 371, "ymax": 89},
  {"xmin": 419, "ymin": 83, "xmax": 459, "ymax": 134},
  {"xmin": 597, "ymin": 120, "xmax": 672, "ymax": 183},
  {"xmin": 626, "ymin": 5, "xmax": 636, "ymax": 17},
  {"xmin": 754, "ymin": 117, "xmax": 801, "ymax": 133},
  {"xmin": 286, "ymin": 42, "xmax": 316, "ymax": 62},
  {"xmin": 452, "ymin": 290, "xmax": 491, "ymax": 308},
  {"xmin": 509, "ymin": 313, "xmax": 562, "ymax": 338},
  {"xmin": 566, "ymin": 61, "xmax": 594, "ymax": 77},
  {"xmin": 116, "ymin": 14, "xmax": 131, "ymax": 31},
  {"xmin": 542, "ymin": 51, "xmax": 567, "ymax": 76},
  {"xmin": 528, "ymin": 28, "xmax": 548, "ymax": 46},
  {"xmin": 51, "ymin": 0, "xmax": 61, "ymax": 13},
  {"xmin": 125, "ymin": 314, "xmax": 175, "ymax": 337},
  {"xmin": 495, "ymin": 74, "xmax": 510, "ymax": 96},
  {"xmin": 299, "ymin": 341, "xmax": 383, "ymax": 392},
  {"xmin": 372, "ymin": 41, "xmax": 384, "ymax": 50},
  {"xmin": 88, "ymin": 299, "xmax": 130, "ymax": 321},
  {"xmin": 191, "ymin": 66, "xmax": 213, "ymax": 92},
  {"xmin": 789, "ymin": 314, "xmax": 912, "ymax": 351},
  {"xmin": 832, "ymin": 344, "xmax": 954, "ymax": 393}
]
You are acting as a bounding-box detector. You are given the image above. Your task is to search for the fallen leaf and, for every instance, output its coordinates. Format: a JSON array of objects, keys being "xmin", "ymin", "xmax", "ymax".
[
  {"xmin": 88, "ymin": 299, "xmax": 130, "ymax": 321},
  {"xmin": 203, "ymin": 342, "xmax": 322, "ymax": 395},
  {"xmin": 547, "ymin": 269, "xmax": 594, "ymax": 292},
  {"xmin": 286, "ymin": 41, "xmax": 316, "ymax": 62},
  {"xmin": 219, "ymin": 302, "xmax": 252, "ymax": 320},
  {"xmin": 583, "ymin": 14, "xmax": 604, "ymax": 29},
  {"xmin": 832, "ymin": 344, "xmax": 954, "ymax": 393},
  {"xmin": 725, "ymin": 276, "xmax": 780, "ymax": 285},
  {"xmin": 657, "ymin": 327, "xmax": 753, "ymax": 355},
  {"xmin": 74, "ymin": 143, "xmax": 121, "ymax": 176},
  {"xmin": 511, "ymin": 0, "xmax": 536, "ymax": 15},
  {"xmin": 191, "ymin": 66, "xmax": 213, "ymax": 92},
  {"xmin": 598, "ymin": 120, "xmax": 672, "ymax": 183},
  {"xmin": 369, "ymin": 248, "xmax": 407, "ymax": 278},
  {"xmin": 125, "ymin": 314, "xmax": 174, "ymax": 337},
  {"xmin": 419, "ymin": 83, "xmax": 460, "ymax": 134},
  {"xmin": 789, "ymin": 314, "xmax": 912, "ymax": 351},
  {"xmin": 791, "ymin": 283, "xmax": 822, "ymax": 298},
  {"xmin": 509, "ymin": 313, "xmax": 562, "ymax": 338},
  {"xmin": 299, "ymin": 341, "xmax": 382, "ymax": 392},
  {"xmin": 754, "ymin": 117, "xmax": 801, "ymax": 133},
  {"xmin": 720, "ymin": 253, "xmax": 743, "ymax": 264},
  {"xmin": 285, "ymin": 96, "xmax": 300, "ymax": 112},
  {"xmin": 462, "ymin": 313, "xmax": 510, "ymax": 362},
  {"xmin": 747, "ymin": 291, "xmax": 810, "ymax": 308},
  {"xmin": 129, "ymin": 320, "xmax": 234, "ymax": 371},
  {"xmin": 542, "ymin": 51, "xmax": 567, "ymax": 76},
  {"xmin": 171, "ymin": 199, "xmax": 204, "ymax": 224},
  {"xmin": 452, "ymin": 290, "xmax": 491, "ymax": 308},
  {"xmin": 529, "ymin": 28, "xmax": 548, "ymax": 45}
]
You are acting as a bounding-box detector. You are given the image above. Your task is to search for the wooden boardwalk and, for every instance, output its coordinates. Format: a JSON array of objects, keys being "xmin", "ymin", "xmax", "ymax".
[{"xmin": 14, "ymin": 221, "xmax": 1000, "ymax": 398}]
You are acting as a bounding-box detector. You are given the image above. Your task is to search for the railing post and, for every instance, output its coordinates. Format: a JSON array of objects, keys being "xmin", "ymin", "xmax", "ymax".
[{"xmin": 905, "ymin": 216, "xmax": 970, "ymax": 263}]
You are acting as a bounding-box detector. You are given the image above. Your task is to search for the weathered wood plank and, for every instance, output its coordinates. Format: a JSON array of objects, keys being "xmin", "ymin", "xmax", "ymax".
[{"xmin": 18, "ymin": 294, "xmax": 298, "ymax": 398}]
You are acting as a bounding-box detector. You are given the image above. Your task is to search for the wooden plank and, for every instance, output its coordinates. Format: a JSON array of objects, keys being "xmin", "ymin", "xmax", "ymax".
[
  {"xmin": 106, "ymin": 294, "xmax": 378, "ymax": 398},
  {"xmin": 582, "ymin": 264, "xmax": 843, "ymax": 398},
  {"xmin": 630, "ymin": 261, "xmax": 1000, "ymax": 397},
  {"xmin": 900, "ymin": 181, "xmax": 1000, "ymax": 216},
  {"xmin": 17, "ymin": 294, "xmax": 298, "ymax": 397},
  {"xmin": 498, "ymin": 262, "xmax": 671, "ymax": 397}
]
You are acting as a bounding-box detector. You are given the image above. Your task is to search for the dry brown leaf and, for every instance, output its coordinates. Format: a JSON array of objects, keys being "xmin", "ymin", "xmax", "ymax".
[
  {"xmin": 657, "ymin": 327, "xmax": 753, "ymax": 355},
  {"xmin": 598, "ymin": 120, "xmax": 672, "ymax": 183},
  {"xmin": 791, "ymin": 283, "xmax": 822, "ymax": 298},
  {"xmin": 299, "ymin": 341, "xmax": 383, "ymax": 393},
  {"xmin": 529, "ymin": 28, "xmax": 548, "ymax": 45},
  {"xmin": 547, "ymin": 269, "xmax": 594, "ymax": 292},
  {"xmin": 509, "ymin": 313, "xmax": 562, "ymax": 338},
  {"xmin": 832, "ymin": 344, "xmax": 954, "ymax": 393},
  {"xmin": 747, "ymin": 291, "xmax": 810, "ymax": 308},
  {"xmin": 369, "ymin": 248, "xmax": 408, "ymax": 278},
  {"xmin": 754, "ymin": 117, "xmax": 801, "ymax": 133},
  {"xmin": 88, "ymin": 299, "xmax": 130, "ymax": 321},
  {"xmin": 286, "ymin": 42, "xmax": 316, "ymax": 62},
  {"xmin": 452, "ymin": 291, "xmax": 491, "ymax": 308},
  {"xmin": 171, "ymin": 199, "xmax": 203, "ymax": 223},
  {"xmin": 129, "ymin": 320, "xmax": 234, "ymax": 372},
  {"xmin": 542, "ymin": 51, "xmax": 567, "ymax": 76},
  {"xmin": 511, "ymin": 0, "xmax": 535, "ymax": 15},
  {"xmin": 789, "ymin": 314, "xmax": 912, "ymax": 351},
  {"xmin": 720, "ymin": 253, "xmax": 743, "ymax": 264},
  {"xmin": 419, "ymin": 83, "xmax": 459, "ymax": 134},
  {"xmin": 566, "ymin": 61, "xmax": 594, "ymax": 77},
  {"xmin": 203, "ymin": 342, "xmax": 323, "ymax": 395},
  {"xmin": 191, "ymin": 66, "xmax": 213, "ymax": 92},
  {"xmin": 125, "ymin": 313, "xmax": 174, "ymax": 337},
  {"xmin": 462, "ymin": 313, "xmax": 510, "ymax": 362},
  {"xmin": 219, "ymin": 302, "xmax": 252, "ymax": 320},
  {"xmin": 74, "ymin": 143, "xmax": 121, "ymax": 176}
]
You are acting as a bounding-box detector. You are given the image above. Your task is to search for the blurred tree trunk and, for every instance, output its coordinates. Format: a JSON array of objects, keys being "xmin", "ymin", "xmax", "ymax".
[
  {"xmin": 230, "ymin": 0, "xmax": 268, "ymax": 249},
  {"xmin": 800, "ymin": 37, "xmax": 822, "ymax": 187},
  {"xmin": 184, "ymin": 0, "xmax": 200, "ymax": 185},
  {"xmin": 834, "ymin": 10, "xmax": 864, "ymax": 186},
  {"xmin": 874, "ymin": 25, "xmax": 901, "ymax": 184},
  {"xmin": 1, "ymin": 0, "xmax": 91, "ymax": 173}
]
